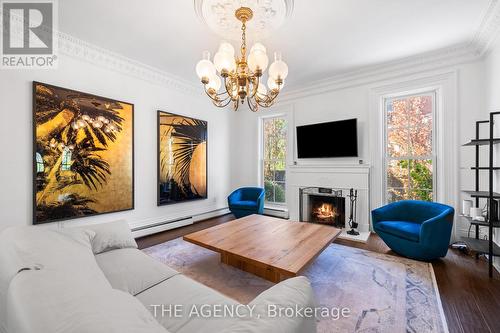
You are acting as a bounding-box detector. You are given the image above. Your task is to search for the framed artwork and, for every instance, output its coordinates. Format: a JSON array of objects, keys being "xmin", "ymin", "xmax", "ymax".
[
  {"xmin": 33, "ymin": 82, "xmax": 134, "ymax": 224},
  {"xmin": 157, "ymin": 111, "xmax": 207, "ymax": 206}
]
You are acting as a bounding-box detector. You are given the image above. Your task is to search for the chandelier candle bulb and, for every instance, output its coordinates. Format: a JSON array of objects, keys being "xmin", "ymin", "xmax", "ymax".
[
  {"xmin": 267, "ymin": 76, "xmax": 284, "ymax": 91},
  {"xmin": 269, "ymin": 51, "xmax": 288, "ymax": 80},
  {"xmin": 206, "ymin": 74, "xmax": 222, "ymax": 92},
  {"xmin": 196, "ymin": 51, "xmax": 216, "ymax": 81},
  {"xmin": 218, "ymin": 42, "xmax": 235, "ymax": 55},
  {"xmin": 196, "ymin": 6, "xmax": 288, "ymax": 112}
]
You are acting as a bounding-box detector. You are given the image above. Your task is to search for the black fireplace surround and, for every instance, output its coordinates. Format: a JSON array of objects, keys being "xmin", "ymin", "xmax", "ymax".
[{"xmin": 299, "ymin": 187, "xmax": 345, "ymax": 228}]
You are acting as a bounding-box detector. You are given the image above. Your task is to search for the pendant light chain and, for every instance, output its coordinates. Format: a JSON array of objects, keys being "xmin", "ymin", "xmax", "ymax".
[{"xmin": 240, "ymin": 20, "xmax": 247, "ymax": 61}]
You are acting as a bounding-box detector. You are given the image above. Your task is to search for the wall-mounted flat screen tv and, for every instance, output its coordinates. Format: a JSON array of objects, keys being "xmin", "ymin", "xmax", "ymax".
[{"xmin": 296, "ymin": 118, "xmax": 358, "ymax": 158}]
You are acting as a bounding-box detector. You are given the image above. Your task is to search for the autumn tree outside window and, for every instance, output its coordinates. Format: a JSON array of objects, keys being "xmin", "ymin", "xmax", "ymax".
[
  {"xmin": 261, "ymin": 116, "xmax": 287, "ymax": 204},
  {"xmin": 385, "ymin": 92, "xmax": 435, "ymax": 203}
]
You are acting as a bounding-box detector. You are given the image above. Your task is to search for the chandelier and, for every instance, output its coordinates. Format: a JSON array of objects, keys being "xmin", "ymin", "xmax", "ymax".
[{"xmin": 195, "ymin": 7, "xmax": 288, "ymax": 112}]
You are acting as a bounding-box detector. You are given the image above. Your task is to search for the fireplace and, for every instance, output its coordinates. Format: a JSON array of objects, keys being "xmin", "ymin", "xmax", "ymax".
[{"xmin": 299, "ymin": 187, "xmax": 346, "ymax": 228}]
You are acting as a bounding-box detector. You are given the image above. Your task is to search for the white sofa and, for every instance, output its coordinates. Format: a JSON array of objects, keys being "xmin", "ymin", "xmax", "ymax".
[{"xmin": 0, "ymin": 221, "xmax": 317, "ymax": 333}]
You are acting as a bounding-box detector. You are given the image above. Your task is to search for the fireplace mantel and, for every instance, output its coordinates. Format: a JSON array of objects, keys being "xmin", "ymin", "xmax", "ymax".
[{"xmin": 287, "ymin": 163, "xmax": 371, "ymax": 241}]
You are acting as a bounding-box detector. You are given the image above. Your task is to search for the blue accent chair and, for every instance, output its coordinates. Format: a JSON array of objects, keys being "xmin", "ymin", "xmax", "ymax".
[
  {"xmin": 372, "ymin": 200, "xmax": 454, "ymax": 261},
  {"xmin": 228, "ymin": 187, "xmax": 265, "ymax": 218}
]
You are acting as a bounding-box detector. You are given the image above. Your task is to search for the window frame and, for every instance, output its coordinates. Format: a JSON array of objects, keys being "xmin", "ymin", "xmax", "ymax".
[
  {"xmin": 61, "ymin": 147, "xmax": 72, "ymax": 171},
  {"xmin": 260, "ymin": 114, "xmax": 288, "ymax": 206},
  {"xmin": 383, "ymin": 90, "xmax": 437, "ymax": 204},
  {"xmin": 36, "ymin": 152, "xmax": 44, "ymax": 173}
]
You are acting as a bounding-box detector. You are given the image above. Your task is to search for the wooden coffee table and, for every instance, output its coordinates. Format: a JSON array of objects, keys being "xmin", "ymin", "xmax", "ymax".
[{"xmin": 183, "ymin": 214, "xmax": 341, "ymax": 283}]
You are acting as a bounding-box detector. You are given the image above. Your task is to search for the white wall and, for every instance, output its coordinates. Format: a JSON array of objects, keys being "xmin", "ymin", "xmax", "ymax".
[
  {"xmin": 0, "ymin": 54, "xmax": 231, "ymax": 232},
  {"xmin": 229, "ymin": 85, "xmax": 370, "ymax": 190},
  {"xmin": 230, "ymin": 61, "xmax": 485, "ymax": 241}
]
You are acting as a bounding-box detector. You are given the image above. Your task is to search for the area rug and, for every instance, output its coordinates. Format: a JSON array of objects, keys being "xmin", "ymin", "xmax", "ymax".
[{"xmin": 143, "ymin": 238, "xmax": 448, "ymax": 333}]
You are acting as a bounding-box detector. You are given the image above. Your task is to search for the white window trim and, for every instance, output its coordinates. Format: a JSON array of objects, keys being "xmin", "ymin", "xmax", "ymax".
[
  {"xmin": 257, "ymin": 105, "xmax": 294, "ymax": 208},
  {"xmin": 369, "ymin": 70, "xmax": 458, "ymax": 233},
  {"xmin": 259, "ymin": 114, "xmax": 288, "ymax": 205},
  {"xmin": 383, "ymin": 90, "xmax": 437, "ymax": 203}
]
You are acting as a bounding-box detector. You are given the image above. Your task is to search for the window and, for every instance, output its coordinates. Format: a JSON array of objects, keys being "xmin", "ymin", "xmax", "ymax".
[
  {"xmin": 36, "ymin": 152, "xmax": 44, "ymax": 173},
  {"xmin": 61, "ymin": 147, "xmax": 72, "ymax": 171},
  {"xmin": 385, "ymin": 92, "xmax": 435, "ymax": 203},
  {"xmin": 261, "ymin": 116, "xmax": 287, "ymax": 204}
]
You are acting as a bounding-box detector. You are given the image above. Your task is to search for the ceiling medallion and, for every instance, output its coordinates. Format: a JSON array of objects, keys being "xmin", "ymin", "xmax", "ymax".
[
  {"xmin": 194, "ymin": 0, "xmax": 294, "ymax": 40},
  {"xmin": 196, "ymin": 6, "xmax": 289, "ymax": 112}
]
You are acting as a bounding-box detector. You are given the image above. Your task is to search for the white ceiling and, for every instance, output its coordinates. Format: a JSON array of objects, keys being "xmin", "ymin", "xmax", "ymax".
[{"xmin": 59, "ymin": 0, "xmax": 492, "ymax": 88}]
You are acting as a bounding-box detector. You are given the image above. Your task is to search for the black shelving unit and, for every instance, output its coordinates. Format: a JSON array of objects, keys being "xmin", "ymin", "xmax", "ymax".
[{"xmin": 461, "ymin": 112, "xmax": 500, "ymax": 277}]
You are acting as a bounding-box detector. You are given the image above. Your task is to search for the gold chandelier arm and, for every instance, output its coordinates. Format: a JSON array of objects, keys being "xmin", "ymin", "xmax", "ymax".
[
  {"xmin": 256, "ymin": 89, "xmax": 280, "ymax": 108},
  {"xmin": 248, "ymin": 75, "xmax": 259, "ymax": 99},
  {"xmin": 247, "ymin": 96, "xmax": 259, "ymax": 112},
  {"xmin": 223, "ymin": 75, "xmax": 238, "ymax": 101},
  {"xmin": 233, "ymin": 98, "xmax": 240, "ymax": 111},
  {"xmin": 213, "ymin": 97, "xmax": 232, "ymax": 108},
  {"xmin": 203, "ymin": 85, "xmax": 233, "ymax": 108}
]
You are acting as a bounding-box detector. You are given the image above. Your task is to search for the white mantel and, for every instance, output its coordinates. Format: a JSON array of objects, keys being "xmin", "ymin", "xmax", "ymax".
[{"xmin": 287, "ymin": 164, "xmax": 371, "ymax": 236}]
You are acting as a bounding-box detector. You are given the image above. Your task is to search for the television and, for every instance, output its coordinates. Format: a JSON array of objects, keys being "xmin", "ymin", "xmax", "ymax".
[{"xmin": 296, "ymin": 118, "xmax": 358, "ymax": 158}]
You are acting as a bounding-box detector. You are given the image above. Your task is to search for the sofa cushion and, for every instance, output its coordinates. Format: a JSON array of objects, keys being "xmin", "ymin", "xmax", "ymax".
[
  {"xmin": 376, "ymin": 220, "xmax": 421, "ymax": 242},
  {"xmin": 219, "ymin": 277, "xmax": 317, "ymax": 333},
  {"xmin": 78, "ymin": 220, "xmax": 138, "ymax": 254},
  {"xmin": 0, "ymin": 227, "xmax": 111, "ymax": 333},
  {"xmin": 229, "ymin": 200, "xmax": 259, "ymax": 210},
  {"xmin": 136, "ymin": 274, "xmax": 239, "ymax": 333},
  {"xmin": 95, "ymin": 248, "xmax": 179, "ymax": 296},
  {"xmin": 0, "ymin": 228, "xmax": 30, "ymax": 333},
  {"xmin": 7, "ymin": 269, "xmax": 168, "ymax": 333}
]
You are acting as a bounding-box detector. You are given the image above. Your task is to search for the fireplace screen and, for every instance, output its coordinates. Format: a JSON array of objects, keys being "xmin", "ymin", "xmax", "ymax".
[{"xmin": 300, "ymin": 188, "xmax": 346, "ymax": 228}]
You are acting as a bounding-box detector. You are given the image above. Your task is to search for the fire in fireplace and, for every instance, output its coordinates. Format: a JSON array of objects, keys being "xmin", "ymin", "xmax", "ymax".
[
  {"xmin": 312, "ymin": 202, "xmax": 337, "ymax": 222},
  {"xmin": 308, "ymin": 195, "xmax": 345, "ymax": 228}
]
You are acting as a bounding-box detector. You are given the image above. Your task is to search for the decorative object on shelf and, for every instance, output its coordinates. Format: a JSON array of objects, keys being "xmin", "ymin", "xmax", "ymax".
[
  {"xmin": 195, "ymin": 6, "xmax": 288, "ymax": 112},
  {"xmin": 460, "ymin": 112, "xmax": 500, "ymax": 277},
  {"xmin": 33, "ymin": 82, "xmax": 134, "ymax": 224},
  {"xmin": 470, "ymin": 207, "xmax": 482, "ymax": 219},
  {"xmin": 462, "ymin": 199, "xmax": 473, "ymax": 216},
  {"xmin": 157, "ymin": 111, "xmax": 207, "ymax": 206},
  {"xmin": 347, "ymin": 188, "xmax": 359, "ymax": 236}
]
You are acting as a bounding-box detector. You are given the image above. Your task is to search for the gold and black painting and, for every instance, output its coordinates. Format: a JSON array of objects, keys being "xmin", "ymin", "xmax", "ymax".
[
  {"xmin": 157, "ymin": 111, "xmax": 207, "ymax": 205},
  {"xmin": 33, "ymin": 82, "xmax": 134, "ymax": 224}
]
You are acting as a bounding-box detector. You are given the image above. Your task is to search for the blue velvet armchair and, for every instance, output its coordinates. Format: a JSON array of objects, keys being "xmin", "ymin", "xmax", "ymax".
[
  {"xmin": 372, "ymin": 200, "xmax": 454, "ymax": 261},
  {"xmin": 228, "ymin": 187, "xmax": 265, "ymax": 218}
]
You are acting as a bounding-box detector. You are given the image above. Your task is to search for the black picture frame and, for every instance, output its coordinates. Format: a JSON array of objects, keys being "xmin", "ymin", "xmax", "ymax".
[
  {"xmin": 157, "ymin": 110, "xmax": 208, "ymax": 206},
  {"xmin": 32, "ymin": 81, "xmax": 135, "ymax": 224}
]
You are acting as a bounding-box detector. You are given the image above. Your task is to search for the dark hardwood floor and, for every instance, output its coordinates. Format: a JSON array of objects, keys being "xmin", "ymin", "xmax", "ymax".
[{"xmin": 136, "ymin": 214, "xmax": 500, "ymax": 333}]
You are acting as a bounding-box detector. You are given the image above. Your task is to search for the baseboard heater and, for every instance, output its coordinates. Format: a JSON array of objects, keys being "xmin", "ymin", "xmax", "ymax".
[
  {"xmin": 132, "ymin": 216, "xmax": 193, "ymax": 233},
  {"xmin": 131, "ymin": 207, "xmax": 230, "ymax": 238},
  {"xmin": 132, "ymin": 216, "xmax": 194, "ymax": 238},
  {"xmin": 264, "ymin": 207, "xmax": 289, "ymax": 219}
]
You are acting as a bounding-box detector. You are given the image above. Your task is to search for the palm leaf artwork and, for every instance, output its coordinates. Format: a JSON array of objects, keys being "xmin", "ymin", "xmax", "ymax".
[
  {"xmin": 159, "ymin": 126, "xmax": 174, "ymax": 181},
  {"xmin": 36, "ymin": 193, "xmax": 97, "ymax": 222},
  {"xmin": 69, "ymin": 138, "xmax": 111, "ymax": 191},
  {"xmin": 34, "ymin": 82, "xmax": 133, "ymax": 224},
  {"xmin": 158, "ymin": 112, "xmax": 207, "ymax": 205}
]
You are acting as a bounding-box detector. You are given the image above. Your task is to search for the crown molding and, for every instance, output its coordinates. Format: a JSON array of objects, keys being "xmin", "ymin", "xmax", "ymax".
[
  {"xmin": 4, "ymin": 1, "xmax": 500, "ymax": 101},
  {"xmin": 472, "ymin": 0, "xmax": 500, "ymax": 56},
  {"xmin": 281, "ymin": 0, "xmax": 500, "ymax": 102},
  {"xmin": 0, "ymin": 6, "xmax": 199, "ymax": 95},
  {"xmin": 57, "ymin": 32, "xmax": 199, "ymax": 96},
  {"xmin": 280, "ymin": 43, "xmax": 477, "ymax": 102}
]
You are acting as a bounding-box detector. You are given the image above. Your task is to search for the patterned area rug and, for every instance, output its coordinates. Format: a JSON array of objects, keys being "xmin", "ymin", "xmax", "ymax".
[{"xmin": 143, "ymin": 238, "xmax": 448, "ymax": 333}]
